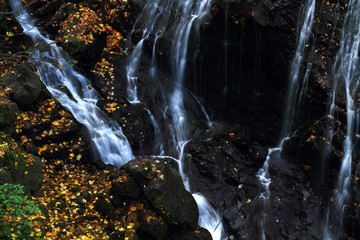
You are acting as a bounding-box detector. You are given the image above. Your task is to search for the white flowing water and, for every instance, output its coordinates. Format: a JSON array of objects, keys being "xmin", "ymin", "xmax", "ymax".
[
  {"xmin": 256, "ymin": 148, "xmax": 276, "ymax": 240},
  {"xmin": 127, "ymin": 0, "xmax": 224, "ymax": 238},
  {"xmin": 323, "ymin": 0, "xmax": 360, "ymax": 238},
  {"xmin": 125, "ymin": 0, "xmax": 173, "ymax": 103},
  {"xmin": 256, "ymin": 0, "xmax": 315, "ymax": 238},
  {"xmin": 193, "ymin": 193, "xmax": 223, "ymax": 240},
  {"xmin": 166, "ymin": 3, "xmax": 225, "ymax": 236},
  {"xmin": 145, "ymin": 108, "xmax": 164, "ymax": 155},
  {"xmin": 9, "ymin": 0, "xmax": 134, "ymax": 166},
  {"xmin": 282, "ymin": 0, "xmax": 316, "ymax": 137},
  {"xmin": 191, "ymin": 93, "xmax": 214, "ymax": 127}
]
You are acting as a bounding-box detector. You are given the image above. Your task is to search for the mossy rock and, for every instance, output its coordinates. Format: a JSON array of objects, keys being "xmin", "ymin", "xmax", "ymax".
[
  {"xmin": 122, "ymin": 158, "xmax": 199, "ymax": 228},
  {"xmin": 62, "ymin": 41, "xmax": 87, "ymax": 56},
  {"xmin": 0, "ymin": 132, "xmax": 44, "ymax": 193}
]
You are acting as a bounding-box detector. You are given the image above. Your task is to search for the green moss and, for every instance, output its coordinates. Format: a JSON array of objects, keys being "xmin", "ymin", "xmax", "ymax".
[
  {"xmin": 0, "ymin": 132, "xmax": 33, "ymax": 177},
  {"xmin": 63, "ymin": 41, "xmax": 87, "ymax": 56}
]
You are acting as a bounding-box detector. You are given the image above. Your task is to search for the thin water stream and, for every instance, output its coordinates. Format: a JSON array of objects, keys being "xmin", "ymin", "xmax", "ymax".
[
  {"xmin": 256, "ymin": 0, "xmax": 316, "ymax": 238},
  {"xmin": 323, "ymin": 0, "xmax": 360, "ymax": 238}
]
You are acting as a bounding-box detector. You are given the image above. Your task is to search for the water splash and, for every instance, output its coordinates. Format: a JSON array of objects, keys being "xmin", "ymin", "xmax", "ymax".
[
  {"xmin": 193, "ymin": 193, "xmax": 223, "ymax": 240},
  {"xmin": 9, "ymin": 0, "xmax": 134, "ymax": 167}
]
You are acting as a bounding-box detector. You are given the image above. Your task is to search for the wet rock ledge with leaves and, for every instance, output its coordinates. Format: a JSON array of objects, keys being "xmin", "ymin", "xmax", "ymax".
[{"xmin": 1, "ymin": 0, "xmax": 360, "ymax": 239}]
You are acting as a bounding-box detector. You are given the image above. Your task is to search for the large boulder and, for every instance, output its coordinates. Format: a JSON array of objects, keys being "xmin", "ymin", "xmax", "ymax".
[
  {"xmin": 56, "ymin": 3, "xmax": 107, "ymax": 71},
  {"xmin": 121, "ymin": 158, "xmax": 199, "ymax": 228},
  {"xmin": 0, "ymin": 63, "xmax": 42, "ymax": 107}
]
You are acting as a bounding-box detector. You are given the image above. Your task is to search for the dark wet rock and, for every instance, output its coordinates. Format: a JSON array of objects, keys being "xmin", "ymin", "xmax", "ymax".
[
  {"xmin": 102, "ymin": 0, "xmax": 139, "ymax": 37},
  {"xmin": 98, "ymin": 99, "xmax": 155, "ymax": 155},
  {"xmin": 54, "ymin": 4, "xmax": 107, "ymax": 71},
  {"xmin": 0, "ymin": 131, "xmax": 44, "ymax": 193},
  {"xmin": 138, "ymin": 207, "xmax": 168, "ymax": 240},
  {"xmin": 121, "ymin": 158, "xmax": 199, "ymax": 228},
  {"xmin": 263, "ymin": 153, "xmax": 323, "ymax": 240},
  {"xmin": 282, "ymin": 116, "xmax": 345, "ymax": 196},
  {"xmin": 0, "ymin": 63, "xmax": 42, "ymax": 107},
  {"xmin": 183, "ymin": 126, "xmax": 266, "ymax": 237},
  {"xmin": 33, "ymin": 0, "xmax": 63, "ymax": 20},
  {"xmin": 184, "ymin": 126, "xmax": 265, "ymax": 202},
  {"xmin": 18, "ymin": 155, "xmax": 44, "ymax": 192},
  {"xmin": 49, "ymin": 3, "xmax": 75, "ymax": 28},
  {"xmin": 165, "ymin": 226, "xmax": 212, "ymax": 240},
  {"xmin": 111, "ymin": 175, "xmax": 142, "ymax": 202},
  {"xmin": 8, "ymin": 155, "xmax": 45, "ymax": 194},
  {"xmin": 0, "ymin": 99, "xmax": 19, "ymax": 135},
  {"xmin": 94, "ymin": 194, "xmax": 117, "ymax": 220}
]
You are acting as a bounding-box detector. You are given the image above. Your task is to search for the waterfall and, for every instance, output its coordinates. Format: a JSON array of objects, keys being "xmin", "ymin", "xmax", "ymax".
[
  {"xmin": 256, "ymin": 0, "xmax": 315, "ymax": 238},
  {"xmin": 167, "ymin": 2, "xmax": 224, "ymax": 238},
  {"xmin": 125, "ymin": 0, "xmax": 224, "ymax": 238},
  {"xmin": 9, "ymin": 0, "xmax": 134, "ymax": 166},
  {"xmin": 282, "ymin": 0, "xmax": 316, "ymax": 137},
  {"xmin": 323, "ymin": 0, "xmax": 360, "ymax": 238}
]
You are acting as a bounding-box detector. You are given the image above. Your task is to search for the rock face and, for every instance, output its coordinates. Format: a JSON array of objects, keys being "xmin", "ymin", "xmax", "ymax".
[
  {"xmin": 0, "ymin": 63, "xmax": 42, "ymax": 107},
  {"xmin": 8, "ymin": 0, "xmax": 360, "ymax": 239},
  {"xmin": 183, "ymin": 127, "xmax": 266, "ymax": 239},
  {"xmin": 182, "ymin": 126, "xmax": 326, "ymax": 240},
  {"xmin": 187, "ymin": 0, "xmax": 302, "ymax": 145}
]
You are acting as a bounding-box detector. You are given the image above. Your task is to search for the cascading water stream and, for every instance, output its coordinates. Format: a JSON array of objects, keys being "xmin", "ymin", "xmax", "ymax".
[
  {"xmin": 125, "ymin": 0, "xmax": 173, "ymax": 103},
  {"xmin": 323, "ymin": 0, "xmax": 360, "ymax": 238},
  {"xmin": 166, "ymin": 1, "xmax": 224, "ymax": 238},
  {"xmin": 256, "ymin": 0, "xmax": 315, "ymax": 238},
  {"xmin": 126, "ymin": 0, "xmax": 224, "ymax": 238},
  {"xmin": 9, "ymin": 0, "xmax": 134, "ymax": 166}
]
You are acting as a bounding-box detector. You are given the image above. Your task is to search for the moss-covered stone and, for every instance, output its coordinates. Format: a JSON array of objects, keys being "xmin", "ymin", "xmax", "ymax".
[
  {"xmin": 122, "ymin": 158, "xmax": 199, "ymax": 228},
  {"xmin": 0, "ymin": 132, "xmax": 44, "ymax": 193}
]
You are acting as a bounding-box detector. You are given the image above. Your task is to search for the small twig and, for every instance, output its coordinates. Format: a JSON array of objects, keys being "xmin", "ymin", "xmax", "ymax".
[{"xmin": 0, "ymin": 2, "xmax": 34, "ymax": 15}]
